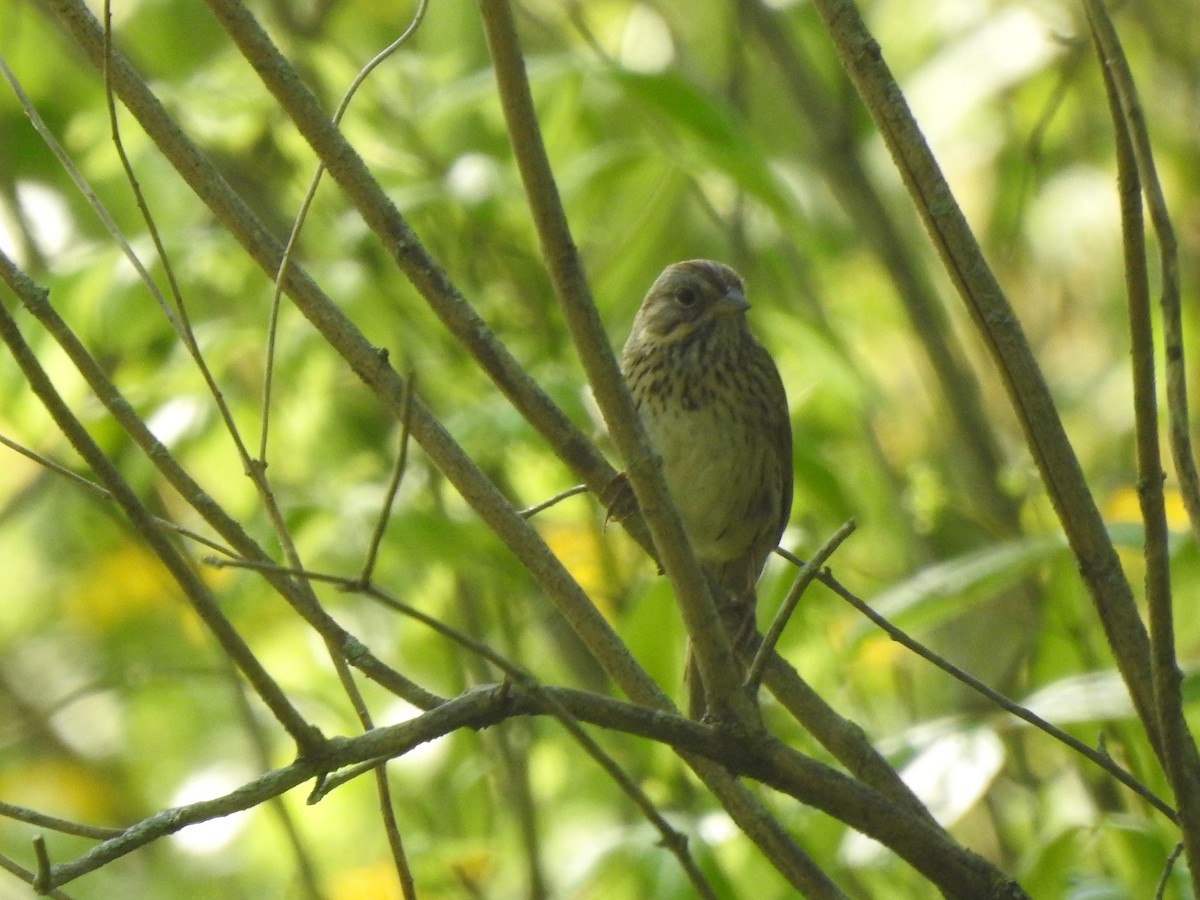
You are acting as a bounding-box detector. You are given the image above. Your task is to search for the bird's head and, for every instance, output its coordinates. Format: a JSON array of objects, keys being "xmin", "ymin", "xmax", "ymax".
[{"xmin": 629, "ymin": 259, "xmax": 750, "ymax": 345}]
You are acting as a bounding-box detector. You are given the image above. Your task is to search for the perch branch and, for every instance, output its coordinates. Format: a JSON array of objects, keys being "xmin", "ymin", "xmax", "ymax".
[
  {"xmin": 25, "ymin": 680, "xmax": 1024, "ymax": 898},
  {"xmin": 475, "ymin": 0, "xmax": 756, "ymax": 729}
]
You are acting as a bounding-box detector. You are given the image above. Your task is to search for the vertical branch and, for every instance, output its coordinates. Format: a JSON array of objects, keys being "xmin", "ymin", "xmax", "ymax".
[
  {"xmin": 104, "ymin": 0, "xmax": 316, "ymax": 656},
  {"xmin": 360, "ymin": 372, "xmax": 416, "ymax": 586},
  {"xmin": 224, "ymin": 661, "xmax": 325, "ymax": 900},
  {"xmin": 454, "ymin": 581, "xmax": 548, "ymax": 900},
  {"xmin": 100, "ymin": 0, "xmax": 256, "ymax": 472},
  {"xmin": 807, "ymin": 0, "xmax": 1161, "ymax": 756},
  {"xmin": 1087, "ymin": 2, "xmax": 1200, "ymax": 889},
  {"xmin": 1080, "ymin": 2, "xmax": 1200, "ymax": 546}
]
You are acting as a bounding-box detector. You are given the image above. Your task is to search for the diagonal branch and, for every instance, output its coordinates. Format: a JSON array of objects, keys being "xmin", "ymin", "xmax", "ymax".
[
  {"xmin": 807, "ymin": 0, "xmax": 1160, "ymax": 759},
  {"xmin": 0, "ymin": 254, "xmax": 322, "ymax": 754},
  {"xmin": 474, "ymin": 0, "xmax": 754, "ymax": 728},
  {"xmin": 39, "ymin": 0, "xmax": 662, "ymax": 712}
]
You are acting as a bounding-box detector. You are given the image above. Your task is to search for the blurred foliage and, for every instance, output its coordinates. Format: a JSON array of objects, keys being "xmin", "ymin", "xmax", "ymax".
[{"xmin": 2, "ymin": 0, "xmax": 1200, "ymax": 896}]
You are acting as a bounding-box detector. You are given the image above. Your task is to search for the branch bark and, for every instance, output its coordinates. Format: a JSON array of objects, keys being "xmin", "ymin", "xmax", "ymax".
[
  {"xmin": 1087, "ymin": 1, "xmax": 1200, "ymax": 890},
  {"xmin": 474, "ymin": 0, "xmax": 755, "ymax": 727},
  {"xmin": 26, "ymin": 682, "xmax": 1027, "ymax": 899},
  {"xmin": 807, "ymin": 0, "xmax": 1161, "ymax": 759}
]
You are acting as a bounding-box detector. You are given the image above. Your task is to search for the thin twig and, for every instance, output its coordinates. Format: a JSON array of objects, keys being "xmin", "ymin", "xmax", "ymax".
[
  {"xmin": 0, "ymin": 803, "xmax": 123, "ymax": 841},
  {"xmin": 99, "ymin": 1, "xmax": 255, "ymax": 470},
  {"xmin": 207, "ymin": 555, "xmax": 719, "ymax": 900},
  {"xmin": 1156, "ymin": 842, "xmax": 1184, "ymax": 900},
  {"xmin": 221, "ymin": 660, "xmax": 325, "ymax": 900},
  {"xmin": 262, "ymin": 0, "xmax": 430, "ymax": 460},
  {"xmin": 0, "ymin": 56, "xmax": 180, "ymax": 332},
  {"xmin": 0, "ymin": 434, "xmax": 106, "ymax": 499},
  {"xmin": 360, "ymin": 372, "xmax": 416, "ymax": 586},
  {"xmin": 519, "ymin": 484, "xmax": 589, "ymax": 519},
  {"xmin": 453, "ymin": 579, "xmax": 547, "ymax": 898},
  {"xmin": 99, "ymin": 3, "xmax": 335, "ymax": 641},
  {"xmin": 1082, "ymin": 6, "xmax": 1197, "ymax": 546},
  {"xmin": 342, "ymin": 373, "xmax": 421, "ymax": 898},
  {"xmin": 0, "ymin": 433, "xmax": 237, "ymax": 556},
  {"xmin": 746, "ymin": 520, "xmax": 855, "ymax": 691},
  {"xmin": 326, "ymin": 648, "xmax": 415, "ymax": 900},
  {"xmin": 805, "ymin": 558, "xmax": 1176, "ymax": 822}
]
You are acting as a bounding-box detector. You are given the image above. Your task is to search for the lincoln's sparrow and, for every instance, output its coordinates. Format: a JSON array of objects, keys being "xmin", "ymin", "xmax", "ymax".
[{"xmin": 621, "ymin": 259, "xmax": 792, "ymax": 715}]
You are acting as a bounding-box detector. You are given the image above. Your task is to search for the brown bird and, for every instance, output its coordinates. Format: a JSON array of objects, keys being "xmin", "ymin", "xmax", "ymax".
[{"xmin": 621, "ymin": 260, "xmax": 792, "ymax": 716}]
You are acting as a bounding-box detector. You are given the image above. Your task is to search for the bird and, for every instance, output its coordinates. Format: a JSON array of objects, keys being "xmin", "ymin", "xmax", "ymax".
[{"xmin": 620, "ymin": 259, "xmax": 792, "ymax": 716}]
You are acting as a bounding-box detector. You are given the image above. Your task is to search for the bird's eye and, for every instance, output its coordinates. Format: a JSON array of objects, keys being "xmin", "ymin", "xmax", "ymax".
[{"xmin": 676, "ymin": 287, "xmax": 698, "ymax": 307}]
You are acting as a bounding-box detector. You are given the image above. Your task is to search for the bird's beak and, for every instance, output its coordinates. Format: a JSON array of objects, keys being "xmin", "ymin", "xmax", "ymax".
[{"xmin": 714, "ymin": 290, "xmax": 750, "ymax": 316}]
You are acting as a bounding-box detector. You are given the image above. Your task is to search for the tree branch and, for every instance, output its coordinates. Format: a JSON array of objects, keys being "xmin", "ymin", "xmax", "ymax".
[
  {"xmin": 474, "ymin": 0, "xmax": 755, "ymax": 728},
  {"xmin": 1086, "ymin": 1, "xmax": 1200, "ymax": 888},
  {"xmin": 0, "ymin": 255, "xmax": 322, "ymax": 754},
  {"xmin": 24, "ymin": 681, "xmax": 1024, "ymax": 897},
  {"xmin": 807, "ymin": 0, "xmax": 1161, "ymax": 759}
]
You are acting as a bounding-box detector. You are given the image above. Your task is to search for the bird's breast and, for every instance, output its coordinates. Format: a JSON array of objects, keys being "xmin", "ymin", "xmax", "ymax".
[{"xmin": 637, "ymin": 398, "xmax": 768, "ymax": 564}]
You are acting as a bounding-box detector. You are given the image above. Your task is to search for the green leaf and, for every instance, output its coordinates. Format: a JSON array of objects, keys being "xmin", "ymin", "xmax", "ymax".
[
  {"xmin": 610, "ymin": 70, "xmax": 794, "ymax": 221},
  {"xmin": 851, "ymin": 535, "xmax": 1067, "ymax": 640}
]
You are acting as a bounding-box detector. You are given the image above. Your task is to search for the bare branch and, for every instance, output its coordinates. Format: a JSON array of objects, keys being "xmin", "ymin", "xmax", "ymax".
[
  {"xmin": 807, "ymin": 555, "xmax": 1176, "ymax": 822},
  {"xmin": 360, "ymin": 372, "xmax": 416, "ymax": 586},
  {"xmin": 746, "ymin": 519, "xmax": 855, "ymax": 691},
  {"xmin": 0, "ymin": 803, "xmax": 123, "ymax": 841},
  {"xmin": 262, "ymin": 0, "xmax": 430, "ymax": 464},
  {"xmin": 1087, "ymin": 2, "xmax": 1200, "ymax": 887},
  {"xmin": 806, "ymin": 0, "xmax": 1160, "ymax": 759},
  {"xmin": 476, "ymin": 0, "xmax": 754, "ymax": 733},
  {"xmin": 0, "ymin": 255, "xmax": 321, "ymax": 753}
]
